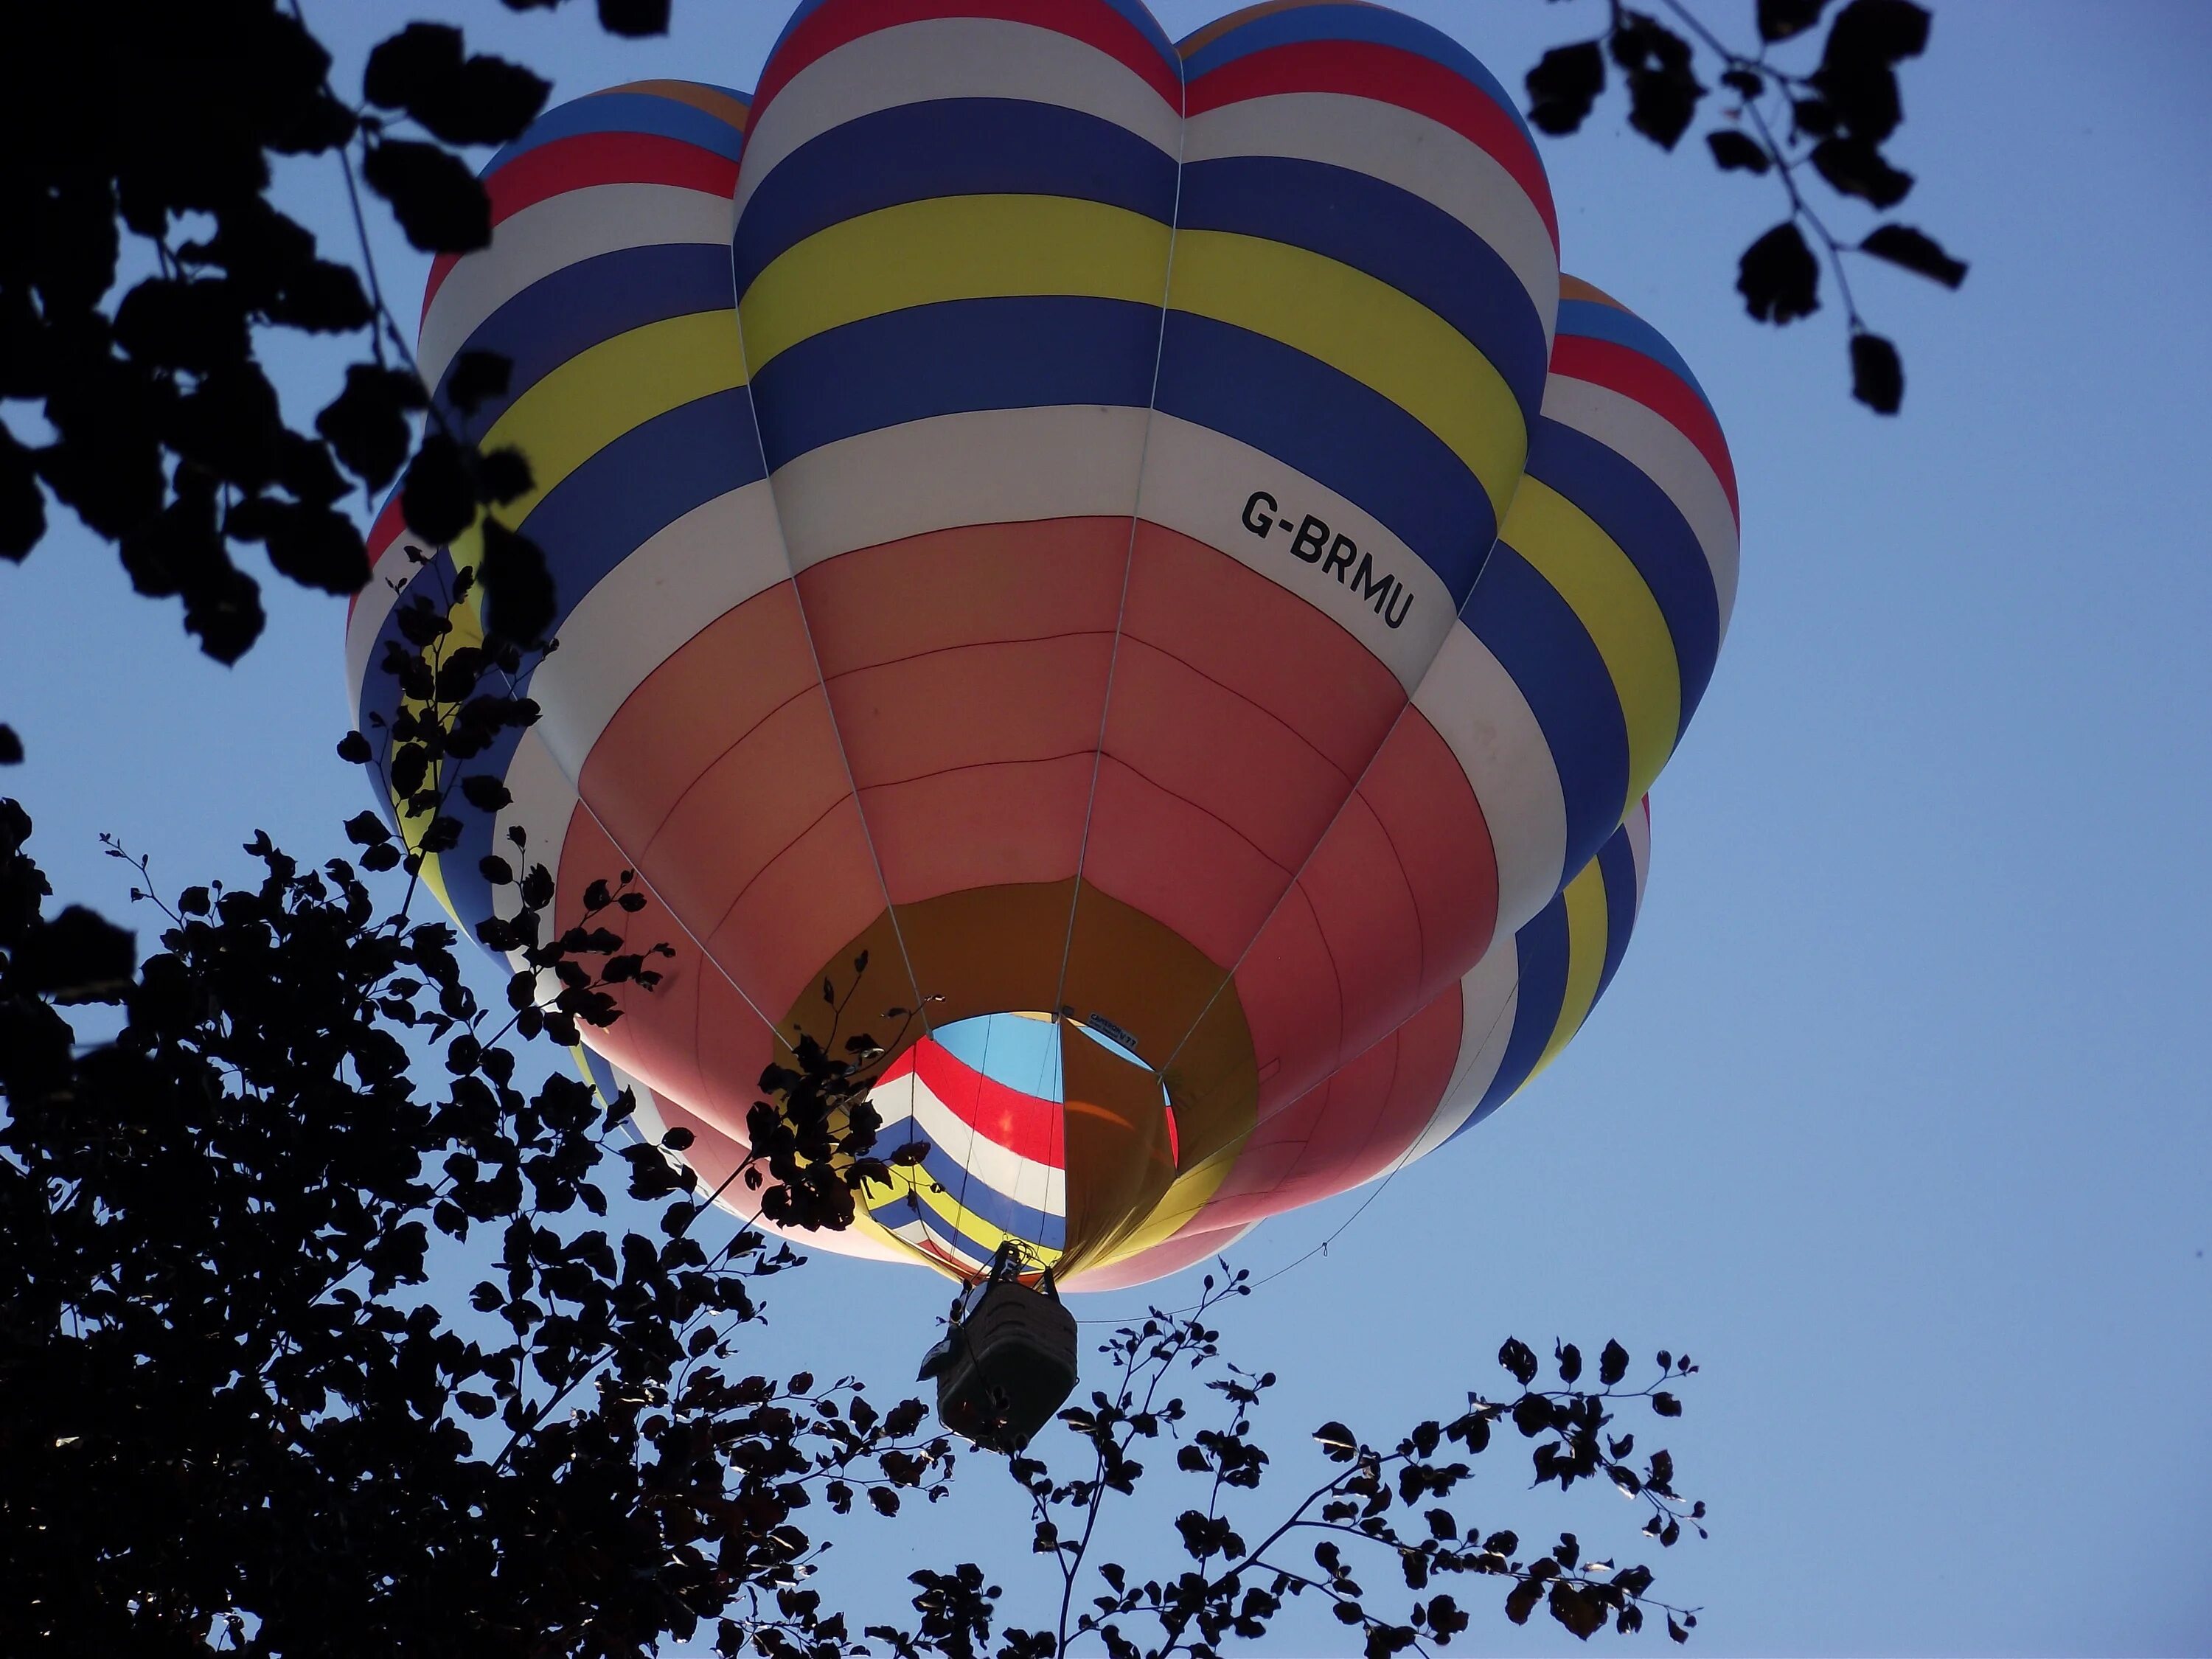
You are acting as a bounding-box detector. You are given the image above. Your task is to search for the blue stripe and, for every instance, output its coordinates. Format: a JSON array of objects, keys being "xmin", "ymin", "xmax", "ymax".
[
  {"xmin": 909, "ymin": 1137, "xmax": 1066, "ymax": 1249},
  {"xmin": 1592, "ymin": 829, "xmax": 1640, "ymax": 1004},
  {"xmin": 1450, "ymin": 889, "xmax": 1573, "ymax": 1139},
  {"xmin": 1526, "ymin": 417, "xmax": 1722, "ymax": 735},
  {"xmin": 1456, "ymin": 545, "xmax": 1628, "ymax": 877},
  {"xmin": 908, "ymin": 1210, "xmax": 998, "ymax": 1270},
  {"xmin": 1155, "ymin": 310, "xmax": 1495, "ymax": 604},
  {"xmin": 441, "ymin": 389, "xmax": 767, "ymax": 931},
  {"xmin": 1558, "ymin": 299, "xmax": 1713, "ymax": 416},
  {"xmin": 1180, "ymin": 4, "xmax": 1533, "ymax": 148},
  {"xmin": 731, "ymin": 99, "xmax": 1178, "ymax": 298},
  {"xmin": 487, "ymin": 91, "xmax": 747, "ymax": 172},
  {"xmin": 749, "ymin": 295, "xmax": 1161, "ymax": 471},
  {"xmin": 435, "ymin": 247, "xmax": 737, "ymax": 441},
  {"xmin": 1178, "ymin": 154, "xmax": 1546, "ymax": 422},
  {"xmin": 880, "ymin": 1159, "xmax": 1062, "ymax": 1265}
]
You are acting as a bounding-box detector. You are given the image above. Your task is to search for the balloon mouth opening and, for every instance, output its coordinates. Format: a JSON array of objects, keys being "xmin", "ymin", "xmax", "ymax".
[{"xmin": 917, "ymin": 1009, "xmax": 1159, "ymax": 1102}]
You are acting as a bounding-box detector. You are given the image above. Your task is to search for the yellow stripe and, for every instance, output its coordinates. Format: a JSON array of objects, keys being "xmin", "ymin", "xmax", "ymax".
[
  {"xmin": 737, "ymin": 194, "xmax": 1173, "ymax": 371},
  {"xmin": 859, "ymin": 1164, "xmax": 1065, "ymax": 1266},
  {"xmin": 1167, "ymin": 229, "xmax": 1526, "ymax": 524},
  {"xmin": 1076, "ymin": 1135, "xmax": 1244, "ymax": 1276},
  {"xmin": 1531, "ymin": 856, "xmax": 1610, "ymax": 1078},
  {"xmin": 731, "ymin": 201, "xmax": 1526, "ymax": 522},
  {"xmin": 451, "ymin": 308, "xmax": 748, "ymax": 576},
  {"xmin": 1501, "ymin": 478, "xmax": 1681, "ymax": 808}
]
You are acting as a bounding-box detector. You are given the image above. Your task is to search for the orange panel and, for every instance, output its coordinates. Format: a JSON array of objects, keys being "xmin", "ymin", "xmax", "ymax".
[
  {"xmin": 1121, "ymin": 524, "xmax": 1406, "ymax": 779},
  {"xmin": 795, "ymin": 518, "xmax": 1129, "ymax": 677},
  {"xmin": 702, "ymin": 797, "xmax": 911, "ymax": 1029},
  {"xmin": 636, "ymin": 689, "xmax": 857, "ymax": 940},
  {"xmin": 578, "ymin": 582, "xmax": 818, "ymax": 856},
  {"xmin": 1352, "ymin": 709, "xmax": 1500, "ymax": 1001},
  {"xmin": 860, "ymin": 752, "xmax": 1099, "ymax": 903},
  {"xmin": 1099, "ymin": 637, "xmax": 1352, "ymax": 871},
  {"xmin": 1227, "ymin": 883, "xmax": 1344, "ymax": 1125},
  {"xmin": 826, "ymin": 635, "xmax": 1113, "ymax": 788},
  {"xmin": 1078, "ymin": 755, "xmax": 1290, "ymax": 969},
  {"xmin": 1284, "ymin": 790, "xmax": 1425, "ymax": 1078}
]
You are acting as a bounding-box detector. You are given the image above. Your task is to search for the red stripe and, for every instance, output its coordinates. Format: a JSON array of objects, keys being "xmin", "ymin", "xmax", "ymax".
[
  {"xmin": 420, "ymin": 134, "xmax": 740, "ymax": 316},
  {"xmin": 1550, "ymin": 336, "xmax": 1738, "ymax": 522},
  {"xmin": 1186, "ymin": 39, "xmax": 1557, "ymax": 251},
  {"xmin": 883, "ymin": 1035, "xmax": 1066, "ymax": 1167},
  {"xmin": 753, "ymin": 0, "xmax": 1183, "ymax": 125}
]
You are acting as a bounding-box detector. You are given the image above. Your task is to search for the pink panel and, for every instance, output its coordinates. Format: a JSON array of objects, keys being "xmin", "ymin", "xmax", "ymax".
[
  {"xmin": 1191, "ymin": 990, "xmax": 1462, "ymax": 1233},
  {"xmin": 1079, "ymin": 755, "xmax": 1290, "ymax": 968},
  {"xmin": 796, "ymin": 518, "xmax": 1127, "ymax": 677},
  {"xmin": 1120, "ymin": 524, "xmax": 1406, "ymax": 779},
  {"xmin": 577, "ymin": 582, "xmax": 817, "ymax": 856},
  {"xmin": 701, "ymin": 797, "xmax": 892, "ymax": 1025},
  {"xmin": 1354, "ymin": 710, "xmax": 1500, "ymax": 1001},
  {"xmin": 1099, "ymin": 637, "xmax": 1351, "ymax": 870},
  {"xmin": 639, "ymin": 689, "xmax": 856, "ymax": 939},
  {"xmin": 1230, "ymin": 885, "xmax": 1344, "ymax": 1124},
  {"xmin": 1066, "ymin": 1221, "xmax": 1255, "ymax": 1293},
  {"xmin": 826, "ymin": 636, "xmax": 1112, "ymax": 790},
  {"xmin": 862, "ymin": 752, "xmax": 1099, "ymax": 902},
  {"xmin": 1231, "ymin": 711, "xmax": 1502, "ymax": 1124},
  {"xmin": 555, "ymin": 803, "xmax": 715, "ymax": 1110},
  {"xmin": 800, "ymin": 521, "xmax": 1130, "ymax": 905},
  {"xmin": 1285, "ymin": 791, "xmax": 1423, "ymax": 1076},
  {"xmin": 688, "ymin": 968, "xmax": 789, "ymax": 1140}
]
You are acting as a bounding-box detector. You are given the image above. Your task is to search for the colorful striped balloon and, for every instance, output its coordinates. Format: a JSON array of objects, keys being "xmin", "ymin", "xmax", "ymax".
[{"xmin": 345, "ymin": 0, "xmax": 1739, "ymax": 1289}]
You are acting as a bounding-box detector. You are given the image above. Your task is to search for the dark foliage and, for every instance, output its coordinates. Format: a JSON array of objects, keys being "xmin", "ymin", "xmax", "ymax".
[
  {"xmin": 0, "ymin": 589, "xmax": 1712, "ymax": 1658},
  {"xmin": 0, "ymin": 0, "xmax": 658, "ymax": 753},
  {"xmin": 1523, "ymin": 0, "xmax": 1967, "ymax": 411},
  {"xmin": 925, "ymin": 1274, "xmax": 1710, "ymax": 1658},
  {"xmin": 0, "ymin": 591, "xmax": 961, "ymax": 1656}
]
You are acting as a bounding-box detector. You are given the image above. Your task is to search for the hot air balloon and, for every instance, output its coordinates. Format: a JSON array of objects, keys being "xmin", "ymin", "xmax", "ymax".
[{"xmin": 346, "ymin": 1, "xmax": 1739, "ymax": 1332}]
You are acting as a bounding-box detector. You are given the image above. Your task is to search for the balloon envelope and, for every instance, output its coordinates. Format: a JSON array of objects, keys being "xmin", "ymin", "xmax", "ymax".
[{"xmin": 347, "ymin": 0, "xmax": 1739, "ymax": 1287}]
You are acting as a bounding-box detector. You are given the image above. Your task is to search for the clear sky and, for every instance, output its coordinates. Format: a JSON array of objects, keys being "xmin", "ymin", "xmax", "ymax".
[{"xmin": 4, "ymin": 2, "xmax": 2208, "ymax": 1652}]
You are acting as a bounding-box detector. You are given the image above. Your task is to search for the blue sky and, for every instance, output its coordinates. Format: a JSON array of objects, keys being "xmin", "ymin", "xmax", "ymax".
[{"xmin": 4, "ymin": 1, "xmax": 2208, "ymax": 1651}]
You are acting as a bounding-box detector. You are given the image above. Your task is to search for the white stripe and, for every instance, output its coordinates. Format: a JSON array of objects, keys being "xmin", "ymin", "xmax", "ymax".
[
  {"xmin": 1540, "ymin": 375, "xmax": 1740, "ymax": 640},
  {"xmin": 1625, "ymin": 795, "xmax": 1652, "ymax": 908},
  {"xmin": 344, "ymin": 531, "xmax": 432, "ymax": 732},
  {"xmin": 490, "ymin": 727, "xmax": 580, "ymax": 1005},
  {"xmin": 1135, "ymin": 413, "xmax": 1457, "ymax": 692},
  {"xmin": 1408, "ymin": 622, "xmax": 1569, "ymax": 944},
  {"xmin": 871, "ymin": 1069, "xmax": 1068, "ymax": 1218},
  {"xmin": 523, "ymin": 481, "xmax": 791, "ymax": 788},
  {"xmin": 737, "ymin": 18, "xmax": 1180, "ymax": 223},
  {"xmin": 419, "ymin": 184, "xmax": 737, "ymax": 390},
  {"xmin": 1402, "ymin": 944, "xmax": 1523, "ymax": 1160},
  {"xmin": 765, "ymin": 405, "xmax": 1150, "ymax": 571},
  {"xmin": 885, "ymin": 1214, "xmax": 991, "ymax": 1270},
  {"xmin": 1182, "ymin": 91, "xmax": 1559, "ymax": 351}
]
